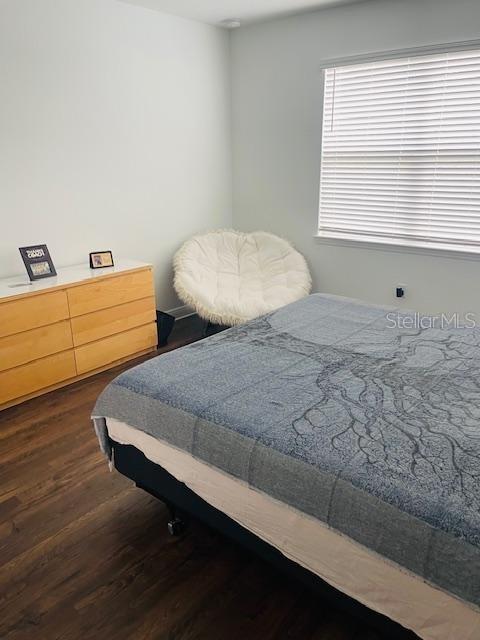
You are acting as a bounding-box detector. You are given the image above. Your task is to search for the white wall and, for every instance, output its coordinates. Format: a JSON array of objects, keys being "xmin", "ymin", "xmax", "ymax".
[
  {"xmin": 231, "ymin": 0, "xmax": 480, "ymax": 315},
  {"xmin": 0, "ymin": 0, "xmax": 232, "ymax": 309}
]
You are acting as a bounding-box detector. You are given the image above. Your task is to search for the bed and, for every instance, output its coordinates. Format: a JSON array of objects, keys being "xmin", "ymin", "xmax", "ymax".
[{"xmin": 92, "ymin": 293, "xmax": 480, "ymax": 640}]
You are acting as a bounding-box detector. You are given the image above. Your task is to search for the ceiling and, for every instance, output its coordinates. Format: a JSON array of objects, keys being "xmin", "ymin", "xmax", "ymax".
[{"xmin": 119, "ymin": 0, "xmax": 366, "ymax": 26}]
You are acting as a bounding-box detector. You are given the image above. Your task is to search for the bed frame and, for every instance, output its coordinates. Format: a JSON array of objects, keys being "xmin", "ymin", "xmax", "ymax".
[{"xmin": 112, "ymin": 440, "xmax": 418, "ymax": 640}]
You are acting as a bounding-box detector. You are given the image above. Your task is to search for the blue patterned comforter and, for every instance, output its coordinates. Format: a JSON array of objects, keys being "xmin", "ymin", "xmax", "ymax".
[{"xmin": 93, "ymin": 294, "xmax": 480, "ymax": 606}]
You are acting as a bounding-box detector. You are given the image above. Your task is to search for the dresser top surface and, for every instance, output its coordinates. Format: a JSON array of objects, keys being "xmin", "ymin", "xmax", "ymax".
[{"xmin": 0, "ymin": 259, "xmax": 152, "ymax": 302}]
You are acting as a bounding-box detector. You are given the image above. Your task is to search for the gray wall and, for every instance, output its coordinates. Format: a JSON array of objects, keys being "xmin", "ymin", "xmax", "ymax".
[
  {"xmin": 0, "ymin": 0, "xmax": 232, "ymax": 309},
  {"xmin": 231, "ymin": 0, "xmax": 480, "ymax": 315}
]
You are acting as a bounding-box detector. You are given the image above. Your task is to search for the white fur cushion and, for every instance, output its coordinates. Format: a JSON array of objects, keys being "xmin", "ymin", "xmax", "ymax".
[{"xmin": 174, "ymin": 230, "xmax": 312, "ymax": 325}]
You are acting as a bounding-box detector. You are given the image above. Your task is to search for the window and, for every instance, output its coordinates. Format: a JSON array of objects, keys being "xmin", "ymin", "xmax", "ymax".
[{"xmin": 318, "ymin": 48, "xmax": 480, "ymax": 253}]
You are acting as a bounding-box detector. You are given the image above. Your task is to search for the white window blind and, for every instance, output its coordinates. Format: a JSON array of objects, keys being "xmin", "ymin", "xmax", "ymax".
[{"xmin": 318, "ymin": 48, "xmax": 480, "ymax": 252}]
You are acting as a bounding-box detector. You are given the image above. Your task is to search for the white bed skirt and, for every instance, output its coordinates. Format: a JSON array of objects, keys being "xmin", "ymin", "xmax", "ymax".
[{"xmin": 106, "ymin": 417, "xmax": 480, "ymax": 640}]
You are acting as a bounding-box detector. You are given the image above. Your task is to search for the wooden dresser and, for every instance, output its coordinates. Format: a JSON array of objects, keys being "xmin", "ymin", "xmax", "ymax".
[{"xmin": 0, "ymin": 260, "xmax": 157, "ymax": 410}]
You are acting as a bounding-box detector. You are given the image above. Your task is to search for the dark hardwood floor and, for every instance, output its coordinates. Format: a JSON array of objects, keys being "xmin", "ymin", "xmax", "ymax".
[{"xmin": 1, "ymin": 315, "xmax": 390, "ymax": 640}]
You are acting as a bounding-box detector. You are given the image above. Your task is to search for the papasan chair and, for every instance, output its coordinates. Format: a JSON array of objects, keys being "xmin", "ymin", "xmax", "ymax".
[{"xmin": 173, "ymin": 230, "xmax": 312, "ymax": 327}]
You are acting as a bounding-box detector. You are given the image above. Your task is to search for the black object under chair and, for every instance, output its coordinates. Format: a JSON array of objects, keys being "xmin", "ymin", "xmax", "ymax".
[
  {"xmin": 156, "ymin": 310, "xmax": 227, "ymax": 346},
  {"xmin": 203, "ymin": 320, "xmax": 229, "ymax": 337}
]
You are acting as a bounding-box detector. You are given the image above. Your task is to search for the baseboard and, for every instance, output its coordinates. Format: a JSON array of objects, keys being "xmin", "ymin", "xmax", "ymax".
[{"xmin": 165, "ymin": 304, "xmax": 195, "ymax": 320}]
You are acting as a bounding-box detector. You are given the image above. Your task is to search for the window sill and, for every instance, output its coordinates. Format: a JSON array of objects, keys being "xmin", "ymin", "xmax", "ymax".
[{"xmin": 314, "ymin": 232, "xmax": 480, "ymax": 262}]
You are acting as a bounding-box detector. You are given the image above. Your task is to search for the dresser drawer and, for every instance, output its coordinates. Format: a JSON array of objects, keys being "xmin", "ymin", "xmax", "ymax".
[
  {"xmin": 75, "ymin": 323, "xmax": 157, "ymax": 374},
  {"xmin": 0, "ymin": 320, "xmax": 73, "ymax": 372},
  {"xmin": 67, "ymin": 269, "xmax": 154, "ymax": 317},
  {"xmin": 0, "ymin": 290, "xmax": 69, "ymax": 338},
  {"xmin": 0, "ymin": 350, "xmax": 76, "ymax": 406},
  {"xmin": 71, "ymin": 297, "xmax": 156, "ymax": 347}
]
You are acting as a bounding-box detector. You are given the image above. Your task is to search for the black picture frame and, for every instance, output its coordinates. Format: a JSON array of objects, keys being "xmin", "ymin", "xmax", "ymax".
[
  {"xmin": 89, "ymin": 250, "xmax": 114, "ymax": 269},
  {"xmin": 19, "ymin": 244, "xmax": 57, "ymax": 281}
]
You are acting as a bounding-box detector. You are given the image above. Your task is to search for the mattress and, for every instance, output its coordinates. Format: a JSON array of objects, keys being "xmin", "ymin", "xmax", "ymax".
[
  {"xmin": 93, "ymin": 294, "xmax": 480, "ymax": 636},
  {"xmin": 106, "ymin": 417, "xmax": 480, "ymax": 640}
]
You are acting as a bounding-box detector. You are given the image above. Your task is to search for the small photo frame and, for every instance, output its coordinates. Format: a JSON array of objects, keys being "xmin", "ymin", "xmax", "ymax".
[
  {"xmin": 19, "ymin": 244, "xmax": 56, "ymax": 281},
  {"xmin": 89, "ymin": 250, "xmax": 114, "ymax": 269}
]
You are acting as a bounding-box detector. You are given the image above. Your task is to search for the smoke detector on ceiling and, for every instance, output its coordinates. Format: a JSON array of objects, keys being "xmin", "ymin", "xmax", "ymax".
[{"xmin": 220, "ymin": 18, "xmax": 241, "ymax": 29}]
